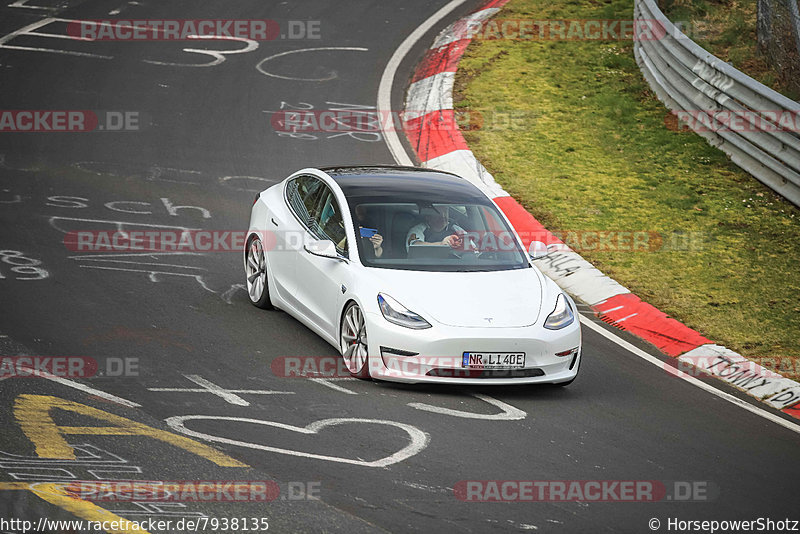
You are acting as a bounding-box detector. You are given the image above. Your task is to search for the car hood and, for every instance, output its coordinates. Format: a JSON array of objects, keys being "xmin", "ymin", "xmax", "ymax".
[{"xmin": 370, "ymin": 267, "xmax": 543, "ymax": 328}]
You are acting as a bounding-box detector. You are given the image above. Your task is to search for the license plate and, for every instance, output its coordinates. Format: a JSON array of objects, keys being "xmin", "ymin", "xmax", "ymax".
[{"xmin": 462, "ymin": 352, "xmax": 525, "ymax": 369}]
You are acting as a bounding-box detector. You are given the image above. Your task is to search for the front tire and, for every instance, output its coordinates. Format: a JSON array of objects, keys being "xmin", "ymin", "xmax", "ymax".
[
  {"xmin": 340, "ymin": 302, "xmax": 370, "ymax": 379},
  {"xmin": 245, "ymin": 234, "xmax": 273, "ymax": 309}
]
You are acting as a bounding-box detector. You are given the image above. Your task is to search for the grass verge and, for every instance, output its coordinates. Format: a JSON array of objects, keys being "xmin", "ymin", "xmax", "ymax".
[
  {"xmin": 454, "ymin": 0, "xmax": 800, "ymax": 378},
  {"xmin": 659, "ymin": 0, "xmax": 799, "ymax": 100}
]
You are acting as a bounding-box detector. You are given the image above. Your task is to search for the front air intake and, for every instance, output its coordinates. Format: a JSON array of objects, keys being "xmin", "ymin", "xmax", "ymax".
[{"xmin": 426, "ymin": 368, "xmax": 545, "ymax": 379}]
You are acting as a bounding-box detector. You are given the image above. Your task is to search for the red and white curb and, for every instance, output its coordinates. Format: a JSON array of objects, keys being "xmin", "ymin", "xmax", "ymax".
[{"xmin": 401, "ymin": 0, "xmax": 800, "ymax": 419}]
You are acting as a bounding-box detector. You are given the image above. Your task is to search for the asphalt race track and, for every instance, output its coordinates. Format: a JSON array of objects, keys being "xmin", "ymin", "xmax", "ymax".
[{"xmin": 0, "ymin": 1, "xmax": 798, "ymax": 533}]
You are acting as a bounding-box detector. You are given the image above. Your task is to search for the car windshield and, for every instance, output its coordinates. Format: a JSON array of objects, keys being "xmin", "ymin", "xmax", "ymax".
[{"xmin": 349, "ymin": 200, "xmax": 529, "ymax": 272}]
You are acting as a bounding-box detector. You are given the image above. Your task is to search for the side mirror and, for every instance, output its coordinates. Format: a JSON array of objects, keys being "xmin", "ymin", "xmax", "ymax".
[
  {"xmin": 528, "ymin": 241, "xmax": 563, "ymax": 260},
  {"xmin": 528, "ymin": 241, "xmax": 549, "ymax": 260},
  {"xmin": 304, "ymin": 239, "xmax": 341, "ymax": 260}
]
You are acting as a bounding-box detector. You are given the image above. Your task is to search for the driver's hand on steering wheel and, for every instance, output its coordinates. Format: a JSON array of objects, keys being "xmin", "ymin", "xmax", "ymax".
[{"xmin": 442, "ymin": 234, "xmax": 462, "ymax": 249}]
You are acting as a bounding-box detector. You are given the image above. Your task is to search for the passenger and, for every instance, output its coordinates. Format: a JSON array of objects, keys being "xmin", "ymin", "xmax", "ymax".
[{"xmin": 406, "ymin": 205, "xmax": 466, "ymax": 250}]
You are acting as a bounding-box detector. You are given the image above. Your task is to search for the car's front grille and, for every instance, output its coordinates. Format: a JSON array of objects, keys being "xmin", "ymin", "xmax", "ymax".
[{"xmin": 425, "ymin": 368, "xmax": 545, "ymax": 379}]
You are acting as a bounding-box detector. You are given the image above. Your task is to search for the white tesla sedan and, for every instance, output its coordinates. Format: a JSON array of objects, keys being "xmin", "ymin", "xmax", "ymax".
[{"xmin": 245, "ymin": 166, "xmax": 581, "ymax": 385}]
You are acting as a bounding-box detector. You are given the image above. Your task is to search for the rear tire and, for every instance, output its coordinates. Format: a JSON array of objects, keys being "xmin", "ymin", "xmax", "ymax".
[
  {"xmin": 245, "ymin": 234, "xmax": 273, "ymax": 310},
  {"xmin": 340, "ymin": 302, "xmax": 371, "ymax": 379}
]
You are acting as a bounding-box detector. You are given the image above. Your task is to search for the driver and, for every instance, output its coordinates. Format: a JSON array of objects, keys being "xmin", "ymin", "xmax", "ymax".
[
  {"xmin": 406, "ymin": 205, "xmax": 467, "ymax": 250},
  {"xmin": 340, "ymin": 204, "xmax": 384, "ymax": 258}
]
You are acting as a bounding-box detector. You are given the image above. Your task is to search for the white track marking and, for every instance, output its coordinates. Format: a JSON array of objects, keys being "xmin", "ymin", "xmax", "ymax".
[
  {"xmin": 580, "ymin": 316, "xmax": 800, "ymax": 435},
  {"xmin": 220, "ymin": 283, "xmax": 246, "ymax": 304},
  {"xmin": 9, "ymin": 0, "xmax": 58, "ymax": 11},
  {"xmin": 142, "ymin": 34, "xmax": 258, "ymax": 68},
  {"xmin": 308, "ymin": 377, "xmax": 358, "ymax": 395},
  {"xmin": 67, "ymin": 252, "xmax": 205, "ymax": 260},
  {"xmin": 0, "ymin": 44, "xmax": 111, "ymax": 59},
  {"xmin": 110, "ymin": 0, "xmax": 140, "ymax": 16},
  {"xmin": 74, "ymin": 259, "xmax": 206, "ymax": 270},
  {"xmin": 22, "ymin": 31, "xmax": 94, "ymax": 41},
  {"xmin": 166, "ymin": 415, "xmax": 430, "ymax": 468},
  {"xmin": 76, "ymin": 265, "xmax": 217, "ymax": 294},
  {"xmin": 168, "ymin": 375, "xmax": 247, "ymax": 406},
  {"xmin": 255, "ymin": 47, "xmax": 368, "ymax": 81},
  {"xmin": 72, "ymin": 161, "xmax": 203, "ymax": 184},
  {"xmin": 14, "ymin": 367, "xmax": 141, "ymax": 408},
  {"xmin": 50, "ymin": 216, "xmax": 200, "ymax": 234},
  {"xmin": 0, "ymin": 194, "xmax": 22, "ymax": 204},
  {"xmin": 378, "ymin": 0, "xmax": 469, "ymax": 165},
  {"xmin": 408, "ymin": 393, "xmax": 526, "ymax": 420},
  {"xmin": 0, "ymin": 18, "xmax": 113, "ymax": 59},
  {"xmin": 148, "ymin": 388, "xmax": 294, "ymax": 394},
  {"xmin": 147, "ymin": 374, "xmax": 294, "ymax": 406},
  {"xmin": 219, "ymin": 175, "xmax": 276, "ymax": 192},
  {"xmin": 1, "ymin": 19, "xmax": 259, "ymax": 66}
]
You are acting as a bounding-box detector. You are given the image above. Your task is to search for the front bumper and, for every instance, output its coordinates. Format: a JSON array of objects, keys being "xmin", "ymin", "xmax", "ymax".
[{"xmin": 364, "ymin": 311, "xmax": 581, "ymax": 385}]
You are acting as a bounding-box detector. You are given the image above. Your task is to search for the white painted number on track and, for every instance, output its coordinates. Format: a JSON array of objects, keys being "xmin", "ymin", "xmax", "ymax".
[
  {"xmin": 256, "ymin": 47, "xmax": 368, "ymax": 81},
  {"xmin": 143, "ymin": 34, "xmax": 259, "ymax": 68},
  {"xmin": 0, "ymin": 251, "xmax": 49, "ymax": 280}
]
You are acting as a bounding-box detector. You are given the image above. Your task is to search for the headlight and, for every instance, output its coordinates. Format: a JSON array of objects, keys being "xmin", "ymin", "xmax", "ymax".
[
  {"xmin": 544, "ymin": 293, "xmax": 575, "ymax": 330},
  {"xmin": 377, "ymin": 293, "xmax": 431, "ymax": 330}
]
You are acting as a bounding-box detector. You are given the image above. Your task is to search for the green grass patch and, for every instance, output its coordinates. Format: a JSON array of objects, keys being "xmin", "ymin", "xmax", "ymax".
[
  {"xmin": 455, "ymin": 0, "xmax": 800, "ymax": 378},
  {"xmin": 660, "ymin": 0, "xmax": 799, "ymax": 100}
]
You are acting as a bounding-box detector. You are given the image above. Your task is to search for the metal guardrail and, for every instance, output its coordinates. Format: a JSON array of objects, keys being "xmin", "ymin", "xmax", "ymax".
[{"xmin": 634, "ymin": 0, "xmax": 800, "ymax": 207}]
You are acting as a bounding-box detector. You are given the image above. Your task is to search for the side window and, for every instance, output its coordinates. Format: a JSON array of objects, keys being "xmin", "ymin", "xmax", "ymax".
[
  {"xmin": 310, "ymin": 187, "xmax": 347, "ymax": 255},
  {"xmin": 286, "ymin": 178, "xmax": 303, "ymax": 217},
  {"xmin": 286, "ymin": 175, "xmax": 325, "ymax": 225},
  {"xmin": 287, "ymin": 176, "xmax": 347, "ymax": 256},
  {"xmin": 301, "ymin": 177, "xmax": 325, "ymax": 220}
]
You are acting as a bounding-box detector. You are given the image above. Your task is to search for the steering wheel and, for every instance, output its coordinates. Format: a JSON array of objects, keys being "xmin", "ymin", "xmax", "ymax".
[{"xmin": 446, "ymin": 234, "xmax": 483, "ymax": 259}]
